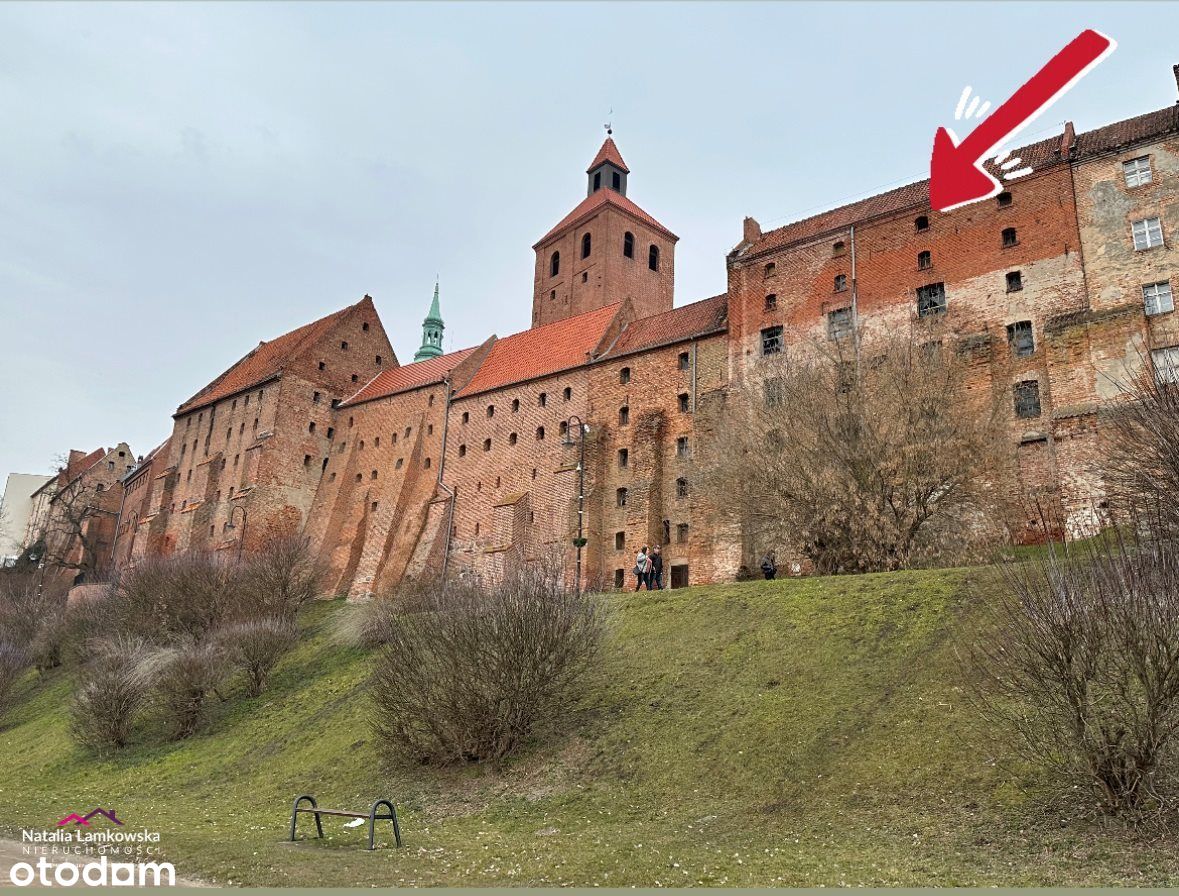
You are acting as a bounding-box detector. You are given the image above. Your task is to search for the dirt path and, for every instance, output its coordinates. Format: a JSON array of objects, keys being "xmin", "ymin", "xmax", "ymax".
[{"xmin": 0, "ymin": 839, "xmax": 209, "ymax": 887}]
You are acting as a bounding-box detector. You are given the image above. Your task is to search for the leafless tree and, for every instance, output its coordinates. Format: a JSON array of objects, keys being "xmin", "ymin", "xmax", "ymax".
[
  {"xmin": 967, "ymin": 531, "xmax": 1179, "ymax": 816},
  {"xmin": 370, "ymin": 570, "xmax": 605, "ymax": 765},
  {"xmin": 703, "ymin": 330, "xmax": 1011, "ymax": 574},
  {"xmin": 28, "ymin": 455, "xmax": 118, "ymax": 581}
]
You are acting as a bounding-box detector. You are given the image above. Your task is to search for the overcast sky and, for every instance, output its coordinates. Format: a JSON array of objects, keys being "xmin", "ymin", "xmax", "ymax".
[{"xmin": 1, "ymin": 1, "xmax": 1176, "ymax": 478}]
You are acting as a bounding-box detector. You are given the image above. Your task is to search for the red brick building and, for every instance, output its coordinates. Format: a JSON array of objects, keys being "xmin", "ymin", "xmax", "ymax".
[{"xmin": 112, "ymin": 70, "xmax": 1179, "ymax": 593}]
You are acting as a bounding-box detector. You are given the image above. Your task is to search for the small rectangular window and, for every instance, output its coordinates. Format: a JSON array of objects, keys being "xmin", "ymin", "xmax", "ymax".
[
  {"xmin": 761, "ymin": 326, "xmax": 783, "ymax": 356},
  {"xmin": 678, "ymin": 351, "xmax": 690, "ymax": 371},
  {"xmin": 764, "ymin": 294, "xmax": 778, "ymax": 311},
  {"xmin": 827, "ymin": 307, "xmax": 853, "ymax": 340},
  {"xmin": 1123, "ymin": 156, "xmax": 1152, "ymax": 188},
  {"xmin": 676, "ymin": 436, "xmax": 689, "ymax": 458},
  {"xmin": 1132, "ymin": 217, "xmax": 1164, "ymax": 251},
  {"xmin": 676, "ymin": 523, "xmax": 689, "ymax": 544},
  {"xmin": 834, "ymin": 274, "xmax": 847, "ymax": 292},
  {"xmin": 1143, "ymin": 281, "xmax": 1174, "ymax": 316},
  {"xmin": 1006, "ymin": 271, "xmax": 1023, "ymax": 292},
  {"xmin": 1013, "ymin": 381, "xmax": 1042, "ymax": 419},
  {"xmin": 615, "ymin": 531, "xmax": 625, "ymax": 550},
  {"xmin": 618, "ymin": 448, "xmax": 628, "ymax": 468},
  {"xmin": 1153, "ymin": 346, "xmax": 1179, "ymax": 385},
  {"xmin": 917, "ymin": 251, "xmax": 932, "ymax": 270},
  {"xmin": 916, "ymin": 282, "xmax": 946, "ymax": 317},
  {"xmin": 678, "ymin": 392, "xmax": 690, "ymax": 413},
  {"xmin": 1007, "ymin": 321, "xmax": 1034, "ymax": 358}
]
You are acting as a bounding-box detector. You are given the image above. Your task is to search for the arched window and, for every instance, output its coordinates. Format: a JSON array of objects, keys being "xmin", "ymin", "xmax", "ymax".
[
  {"xmin": 550, "ymin": 251, "xmax": 560, "ymax": 277},
  {"xmin": 581, "ymin": 233, "xmax": 592, "ymax": 259},
  {"xmin": 623, "ymin": 232, "xmax": 635, "ymax": 258},
  {"xmin": 648, "ymin": 244, "xmax": 660, "ymax": 271}
]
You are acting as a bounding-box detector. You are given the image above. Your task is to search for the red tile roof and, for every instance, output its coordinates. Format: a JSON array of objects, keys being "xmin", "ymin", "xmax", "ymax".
[
  {"xmin": 176, "ymin": 298, "xmax": 370, "ymax": 416},
  {"xmin": 1073, "ymin": 105, "xmax": 1179, "ymax": 158},
  {"xmin": 587, "ymin": 137, "xmax": 629, "ymax": 173},
  {"xmin": 606, "ymin": 294, "xmax": 729, "ymax": 358},
  {"xmin": 455, "ymin": 304, "xmax": 621, "ymax": 398},
  {"xmin": 341, "ymin": 347, "xmax": 478, "ymax": 407},
  {"xmin": 535, "ymin": 188, "xmax": 676, "ymax": 247},
  {"xmin": 745, "ymin": 104, "xmax": 1179, "ymax": 258}
]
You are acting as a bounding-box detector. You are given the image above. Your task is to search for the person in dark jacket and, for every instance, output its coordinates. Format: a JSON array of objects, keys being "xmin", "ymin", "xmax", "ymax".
[
  {"xmin": 634, "ymin": 546, "xmax": 651, "ymax": 591},
  {"xmin": 650, "ymin": 544, "xmax": 665, "ymax": 590},
  {"xmin": 759, "ymin": 551, "xmax": 777, "ymax": 580}
]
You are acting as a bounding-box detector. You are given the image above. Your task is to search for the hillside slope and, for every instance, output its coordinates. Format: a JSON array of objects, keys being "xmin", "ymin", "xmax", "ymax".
[{"xmin": 2, "ymin": 570, "xmax": 1177, "ymax": 886}]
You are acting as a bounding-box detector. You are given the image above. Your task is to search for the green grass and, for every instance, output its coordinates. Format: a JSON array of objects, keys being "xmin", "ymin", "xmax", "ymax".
[{"xmin": 2, "ymin": 570, "xmax": 1178, "ymax": 886}]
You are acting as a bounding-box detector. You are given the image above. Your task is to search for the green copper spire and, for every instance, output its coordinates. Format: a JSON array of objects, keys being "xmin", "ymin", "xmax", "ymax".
[{"xmin": 413, "ymin": 280, "xmax": 445, "ymax": 361}]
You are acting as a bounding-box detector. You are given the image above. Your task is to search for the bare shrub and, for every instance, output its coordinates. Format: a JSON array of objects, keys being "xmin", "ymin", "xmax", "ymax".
[
  {"xmin": 0, "ymin": 641, "xmax": 29, "ymax": 720},
  {"xmin": 111, "ymin": 553, "xmax": 239, "ymax": 645},
  {"xmin": 1104, "ymin": 368, "xmax": 1179, "ymax": 538},
  {"xmin": 0, "ymin": 574, "xmax": 69, "ymax": 671},
  {"xmin": 217, "ymin": 616, "xmax": 298, "ymax": 697},
  {"xmin": 703, "ymin": 330, "xmax": 1010, "ymax": 573},
  {"xmin": 967, "ymin": 532, "xmax": 1179, "ymax": 816},
  {"xmin": 335, "ymin": 578, "xmax": 436, "ymax": 649},
  {"xmin": 239, "ymin": 536, "xmax": 324, "ymax": 621},
  {"xmin": 70, "ymin": 637, "xmax": 153, "ymax": 751},
  {"xmin": 149, "ymin": 642, "xmax": 228, "ymax": 739},
  {"xmin": 370, "ymin": 572, "xmax": 604, "ymax": 765}
]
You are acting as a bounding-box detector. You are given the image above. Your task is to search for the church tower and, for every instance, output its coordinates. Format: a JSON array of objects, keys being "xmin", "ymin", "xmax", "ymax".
[
  {"xmin": 413, "ymin": 281, "xmax": 445, "ymax": 361},
  {"xmin": 531, "ymin": 133, "xmax": 678, "ymax": 328}
]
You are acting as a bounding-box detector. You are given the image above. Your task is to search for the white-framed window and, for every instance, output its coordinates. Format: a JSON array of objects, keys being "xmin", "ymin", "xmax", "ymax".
[
  {"xmin": 1123, "ymin": 156, "xmax": 1152, "ymax": 188},
  {"xmin": 1143, "ymin": 281, "xmax": 1175, "ymax": 316},
  {"xmin": 1152, "ymin": 346, "xmax": 1179, "ymax": 385},
  {"xmin": 1132, "ymin": 217, "xmax": 1164, "ymax": 251}
]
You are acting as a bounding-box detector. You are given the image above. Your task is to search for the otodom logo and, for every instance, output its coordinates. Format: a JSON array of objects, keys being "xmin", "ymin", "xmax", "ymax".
[{"xmin": 11, "ymin": 810, "xmax": 175, "ymax": 887}]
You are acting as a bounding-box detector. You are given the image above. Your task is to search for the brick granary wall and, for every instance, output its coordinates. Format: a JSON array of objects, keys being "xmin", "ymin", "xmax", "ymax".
[{"xmin": 108, "ymin": 80, "xmax": 1179, "ymax": 593}]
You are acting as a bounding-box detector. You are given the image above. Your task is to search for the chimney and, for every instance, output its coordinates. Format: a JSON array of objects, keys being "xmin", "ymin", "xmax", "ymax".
[
  {"xmin": 743, "ymin": 216, "xmax": 762, "ymax": 244},
  {"xmin": 1059, "ymin": 121, "xmax": 1076, "ymax": 159}
]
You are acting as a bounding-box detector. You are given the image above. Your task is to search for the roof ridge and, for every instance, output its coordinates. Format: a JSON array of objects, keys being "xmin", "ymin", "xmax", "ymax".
[
  {"xmin": 176, "ymin": 297, "xmax": 369, "ymax": 415},
  {"xmin": 534, "ymin": 190, "xmax": 676, "ymax": 248},
  {"xmin": 749, "ymin": 104, "xmax": 1178, "ymax": 255}
]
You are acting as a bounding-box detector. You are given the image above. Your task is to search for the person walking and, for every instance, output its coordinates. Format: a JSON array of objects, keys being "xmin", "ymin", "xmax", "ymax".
[
  {"xmin": 759, "ymin": 551, "xmax": 777, "ymax": 580},
  {"xmin": 650, "ymin": 544, "xmax": 665, "ymax": 590},
  {"xmin": 634, "ymin": 546, "xmax": 651, "ymax": 591}
]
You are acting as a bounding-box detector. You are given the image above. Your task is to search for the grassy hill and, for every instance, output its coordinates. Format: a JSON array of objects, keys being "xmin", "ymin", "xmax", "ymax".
[{"xmin": 2, "ymin": 569, "xmax": 1177, "ymax": 886}]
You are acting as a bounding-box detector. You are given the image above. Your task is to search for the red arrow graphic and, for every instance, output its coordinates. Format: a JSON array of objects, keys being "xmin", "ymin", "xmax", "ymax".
[{"xmin": 929, "ymin": 29, "xmax": 1115, "ymax": 212}]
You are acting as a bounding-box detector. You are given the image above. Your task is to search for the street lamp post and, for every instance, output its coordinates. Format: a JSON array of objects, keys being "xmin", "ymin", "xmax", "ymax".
[
  {"xmin": 562, "ymin": 415, "xmax": 589, "ymax": 594},
  {"xmin": 223, "ymin": 505, "xmax": 249, "ymax": 564}
]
